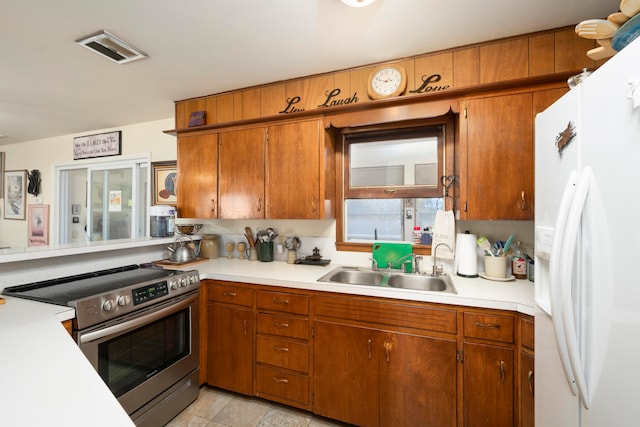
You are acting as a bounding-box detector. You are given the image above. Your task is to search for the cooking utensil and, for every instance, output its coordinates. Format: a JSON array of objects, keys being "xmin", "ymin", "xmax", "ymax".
[
  {"xmin": 502, "ymin": 234, "xmax": 515, "ymax": 256},
  {"xmin": 476, "ymin": 236, "xmax": 494, "ymax": 257},
  {"xmin": 575, "ymin": 19, "xmax": 619, "ymax": 40},
  {"xmin": 244, "ymin": 226, "xmax": 255, "ymax": 247},
  {"xmin": 621, "ymin": 0, "xmax": 640, "ymax": 18},
  {"xmin": 167, "ymin": 236, "xmax": 197, "ymax": 263}
]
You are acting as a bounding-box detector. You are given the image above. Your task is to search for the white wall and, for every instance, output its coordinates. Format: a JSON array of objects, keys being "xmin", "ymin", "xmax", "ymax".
[{"xmin": 0, "ymin": 118, "xmax": 176, "ymax": 247}]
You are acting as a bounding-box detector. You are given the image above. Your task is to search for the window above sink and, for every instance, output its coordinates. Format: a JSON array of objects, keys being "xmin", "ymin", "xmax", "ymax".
[{"xmin": 336, "ymin": 116, "xmax": 456, "ymax": 252}]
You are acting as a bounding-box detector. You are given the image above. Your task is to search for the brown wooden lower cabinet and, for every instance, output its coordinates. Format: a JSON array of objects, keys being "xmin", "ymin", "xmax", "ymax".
[
  {"xmin": 200, "ymin": 280, "xmax": 533, "ymax": 427},
  {"xmin": 463, "ymin": 342, "xmax": 514, "ymax": 427},
  {"xmin": 315, "ymin": 320, "xmax": 458, "ymax": 427},
  {"xmin": 206, "ymin": 282, "xmax": 255, "ymax": 395},
  {"xmin": 313, "ymin": 321, "xmax": 379, "ymax": 427}
]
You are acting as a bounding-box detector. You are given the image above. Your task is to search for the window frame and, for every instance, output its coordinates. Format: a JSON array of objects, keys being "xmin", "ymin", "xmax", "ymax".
[{"xmin": 335, "ymin": 116, "xmax": 455, "ymax": 253}]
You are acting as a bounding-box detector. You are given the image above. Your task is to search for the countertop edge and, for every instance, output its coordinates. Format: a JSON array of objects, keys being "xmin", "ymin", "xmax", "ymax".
[{"xmin": 196, "ymin": 259, "xmax": 535, "ymax": 315}]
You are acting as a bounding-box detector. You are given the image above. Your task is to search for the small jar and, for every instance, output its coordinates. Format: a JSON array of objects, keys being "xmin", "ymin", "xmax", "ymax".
[{"xmin": 200, "ymin": 234, "xmax": 220, "ymax": 259}]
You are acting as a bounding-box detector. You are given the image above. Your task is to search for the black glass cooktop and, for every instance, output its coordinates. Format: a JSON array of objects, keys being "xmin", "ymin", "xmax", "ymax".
[{"xmin": 2, "ymin": 265, "xmax": 176, "ymax": 306}]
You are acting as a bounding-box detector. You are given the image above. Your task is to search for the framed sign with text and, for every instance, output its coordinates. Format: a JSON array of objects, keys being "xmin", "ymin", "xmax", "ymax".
[{"xmin": 73, "ymin": 131, "xmax": 122, "ymax": 160}]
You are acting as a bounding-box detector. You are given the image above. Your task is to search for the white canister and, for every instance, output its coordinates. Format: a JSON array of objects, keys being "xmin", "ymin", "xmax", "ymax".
[{"xmin": 454, "ymin": 232, "xmax": 478, "ymax": 278}]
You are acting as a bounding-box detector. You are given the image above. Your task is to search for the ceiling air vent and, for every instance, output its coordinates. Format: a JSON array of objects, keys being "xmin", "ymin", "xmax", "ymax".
[{"xmin": 76, "ymin": 30, "xmax": 146, "ymax": 64}]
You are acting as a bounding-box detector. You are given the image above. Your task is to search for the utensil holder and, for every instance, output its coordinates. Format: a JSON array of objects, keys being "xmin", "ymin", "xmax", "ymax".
[
  {"xmin": 484, "ymin": 255, "xmax": 507, "ymax": 278},
  {"xmin": 258, "ymin": 241, "xmax": 274, "ymax": 262}
]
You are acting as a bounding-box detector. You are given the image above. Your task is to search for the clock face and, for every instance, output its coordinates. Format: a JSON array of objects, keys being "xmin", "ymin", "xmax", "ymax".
[{"xmin": 368, "ymin": 66, "xmax": 406, "ymax": 99}]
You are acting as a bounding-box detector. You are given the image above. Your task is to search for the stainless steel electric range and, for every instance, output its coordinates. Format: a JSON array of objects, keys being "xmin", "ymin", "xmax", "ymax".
[{"xmin": 3, "ymin": 264, "xmax": 200, "ymax": 427}]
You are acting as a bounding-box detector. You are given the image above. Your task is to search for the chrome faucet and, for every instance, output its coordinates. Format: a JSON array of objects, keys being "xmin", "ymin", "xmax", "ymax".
[
  {"xmin": 432, "ymin": 243, "xmax": 452, "ymax": 276},
  {"xmin": 387, "ymin": 253, "xmax": 422, "ymax": 274}
]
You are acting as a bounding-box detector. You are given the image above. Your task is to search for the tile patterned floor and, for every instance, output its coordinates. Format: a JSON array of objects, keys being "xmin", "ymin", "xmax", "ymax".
[{"xmin": 166, "ymin": 386, "xmax": 353, "ymax": 427}]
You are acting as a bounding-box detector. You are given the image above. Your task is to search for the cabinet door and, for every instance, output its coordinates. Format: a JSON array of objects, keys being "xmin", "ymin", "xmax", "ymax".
[
  {"xmin": 465, "ymin": 93, "xmax": 533, "ymax": 220},
  {"xmin": 463, "ymin": 342, "xmax": 514, "ymax": 427},
  {"xmin": 313, "ymin": 321, "xmax": 379, "ymax": 427},
  {"xmin": 380, "ymin": 332, "xmax": 457, "ymax": 427},
  {"xmin": 177, "ymin": 132, "xmax": 218, "ymax": 218},
  {"xmin": 219, "ymin": 127, "xmax": 266, "ymax": 218},
  {"xmin": 519, "ymin": 351, "xmax": 534, "ymax": 427},
  {"xmin": 207, "ymin": 303, "xmax": 254, "ymax": 395},
  {"xmin": 266, "ymin": 120, "xmax": 322, "ymax": 219}
]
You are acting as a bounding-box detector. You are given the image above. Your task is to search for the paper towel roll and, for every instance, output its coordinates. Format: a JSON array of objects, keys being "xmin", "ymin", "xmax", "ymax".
[{"xmin": 455, "ymin": 233, "xmax": 478, "ymax": 278}]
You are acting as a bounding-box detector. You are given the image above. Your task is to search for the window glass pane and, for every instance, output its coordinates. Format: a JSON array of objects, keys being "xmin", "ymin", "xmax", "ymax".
[
  {"xmin": 349, "ymin": 136, "xmax": 439, "ymax": 188},
  {"xmin": 416, "ymin": 198, "xmax": 442, "ymax": 230},
  {"xmin": 345, "ymin": 197, "xmax": 442, "ymax": 244},
  {"xmin": 345, "ymin": 199, "xmax": 403, "ymax": 241}
]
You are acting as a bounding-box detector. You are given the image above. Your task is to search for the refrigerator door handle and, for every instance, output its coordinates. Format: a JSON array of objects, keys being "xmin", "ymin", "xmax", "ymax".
[
  {"xmin": 561, "ymin": 166, "xmax": 593, "ymax": 409},
  {"xmin": 549, "ymin": 169, "xmax": 579, "ymax": 396}
]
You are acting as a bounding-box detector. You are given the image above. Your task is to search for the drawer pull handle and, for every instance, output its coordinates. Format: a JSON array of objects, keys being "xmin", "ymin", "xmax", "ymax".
[
  {"xmin": 274, "ymin": 346, "xmax": 289, "ymax": 352},
  {"xmin": 528, "ymin": 370, "xmax": 534, "ymax": 395},
  {"xmin": 275, "ymin": 322, "xmax": 289, "ymax": 328},
  {"xmin": 499, "ymin": 360, "xmax": 505, "ymax": 384},
  {"xmin": 384, "ymin": 341, "xmax": 391, "ymax": 363},
  {"xmin": 475, "ymin": 322, "xmax": 501, "ymax": 329},
  {"xmin": 272, "ymin": 376, "xmax": 289, "ymax": 384},
  {"xmin": 273, "ymin": 298, "xmax": 289, "ymax": 304},
  {"xmin": 367, "ymin": 339, "xmax": 372, "ymax": 359},
  {"xmin": 223, "ymin": 292, "xmax": 237, "ymax": 297}
]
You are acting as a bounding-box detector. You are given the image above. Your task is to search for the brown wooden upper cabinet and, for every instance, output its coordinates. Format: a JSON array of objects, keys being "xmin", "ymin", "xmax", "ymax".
[
  {"xmin": 266, "ymin": 119, "xmax": 334, "ymax": 219},
  {"xmin": 218, "ymin": 127, "xmax": 266, "ymax": 219},
  {"xmin": 176, "ymin": 132, "xmax": 218, "ymax": 219},
  {"xmin": 461, "ymin": 92, "xmax": 534, "ymax": 220}
]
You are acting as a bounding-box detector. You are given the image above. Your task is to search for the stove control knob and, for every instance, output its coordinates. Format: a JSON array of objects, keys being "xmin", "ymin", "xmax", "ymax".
[
  {"xmin": 169, "ymin": 280, "xmax": 179, "ymax": 290},
  {"xmin": 180, "ymin": 278, "xmax": 188, "ymax": 287},
  {"xmin": 189, "ymin": 275, "xmax": 197, "ymax": 284},
  {"xmin": 117, "ymin": 295, "xmax": 131, "ymax": 306},
  {"xmin": 103, "ymin": 299, "xmax": 116, "ymax": 312}
]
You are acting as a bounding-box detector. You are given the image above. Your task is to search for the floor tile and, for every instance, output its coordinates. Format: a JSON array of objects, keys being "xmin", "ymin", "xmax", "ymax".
[{"xmin": 212, "ymin": 394, "xmax": 273, "ymax": 427}]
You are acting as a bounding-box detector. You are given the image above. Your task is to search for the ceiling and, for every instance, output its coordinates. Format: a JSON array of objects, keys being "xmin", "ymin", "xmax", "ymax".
[{"xmin": 0, "ymin": 0, "xmax": 617, "ymax": 146}]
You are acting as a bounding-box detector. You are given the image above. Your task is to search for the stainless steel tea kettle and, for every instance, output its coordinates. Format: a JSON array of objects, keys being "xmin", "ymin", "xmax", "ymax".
[{"xmin": 167, "ymin": 236, "xmax": 196, "ymax": 263}]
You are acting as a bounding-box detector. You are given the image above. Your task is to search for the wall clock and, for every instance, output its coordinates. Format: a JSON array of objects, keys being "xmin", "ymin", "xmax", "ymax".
[{"xmin": 368, "ymin": 65, "xmax": 407, "ymax": 100}]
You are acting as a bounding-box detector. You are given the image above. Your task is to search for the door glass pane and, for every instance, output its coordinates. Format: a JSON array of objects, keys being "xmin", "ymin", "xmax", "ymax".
[{"xmin": 90, "ymin": 168, "xmax": 133, "ymax": 241}]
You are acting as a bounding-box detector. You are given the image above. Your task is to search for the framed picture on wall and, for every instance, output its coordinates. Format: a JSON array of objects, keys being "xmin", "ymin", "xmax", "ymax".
[
  {"xmin": 28, "ymin": 204, "xmax": 49, "ymax": 246},
  {"xmin": 4, "ymin": 170, "xmax": 27, "ymax": 220},
  {"xmin": 151, "ymin": 161, "xmax": 177, "ymax": 206}
]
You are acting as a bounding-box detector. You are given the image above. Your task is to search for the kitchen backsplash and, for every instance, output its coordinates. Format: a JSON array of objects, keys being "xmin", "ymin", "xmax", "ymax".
[{"xmin": 188, "ymin": 218, "xmax": 535, "ymax": 270}]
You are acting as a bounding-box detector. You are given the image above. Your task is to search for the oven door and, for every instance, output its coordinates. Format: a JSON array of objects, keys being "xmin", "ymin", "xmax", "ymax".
[{"xmin": 77, "ymin": 290, "xmax": 199, "ymax": 417}]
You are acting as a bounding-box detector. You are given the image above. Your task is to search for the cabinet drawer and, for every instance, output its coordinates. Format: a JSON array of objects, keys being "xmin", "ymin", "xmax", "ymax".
[
  {"xmin": 256, "ymin": 365, "xmax": 309, "ymax": 406},
  {"xmin": 520, "ymin": 316, "xmax": 534, "ymax": 351},
  {"xmin": 256, "ymin": 290, "xmax": 309, "ymax": 315},
  {"xmin": 464, "ymin": 312, "xmax": 514, "ymax": 343},
  {"xmin": 256, "ymin": 313, "xmax": 310, "ymax": 340},
  {"xmin": 208, "ymin": 283, "xmax": 253, "ymax": 307},
  {"xmin": 315, "ymin": 295, "xmax": 457, "ymax": 334},
  {"xmin": 256, "ymin": 335, "xmax": 309, "ymax": 373}
]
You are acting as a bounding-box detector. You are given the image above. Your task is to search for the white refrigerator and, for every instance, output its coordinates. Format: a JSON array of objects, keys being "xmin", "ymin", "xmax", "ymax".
[{"xmin": 534, "ymin": 37, "xmax": 640, "ymax": 426}]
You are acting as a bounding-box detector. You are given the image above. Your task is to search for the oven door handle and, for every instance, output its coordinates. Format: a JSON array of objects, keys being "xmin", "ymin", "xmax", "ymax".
[{"xmin": 79, "ymin": 293, "xmax": 198, "ymax": 344}]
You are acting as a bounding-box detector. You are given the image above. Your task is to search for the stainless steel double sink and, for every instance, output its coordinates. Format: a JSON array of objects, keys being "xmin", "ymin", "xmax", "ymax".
[{"xmin": 317, "ymin": 266, "xmax": 457, "ymax": 294}]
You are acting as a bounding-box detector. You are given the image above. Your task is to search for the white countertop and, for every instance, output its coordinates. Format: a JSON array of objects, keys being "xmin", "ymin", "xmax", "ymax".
[
  {"xmin": 0, "ymin": 255, "xmax": 533, "ymax": 426},
  {"xmin": 195, "ymin": 258, "xmax": 535, "ymax": 316},
  {"xmin": 0, "ymin": 297, "xmax": 134, "ymax": 426}
]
